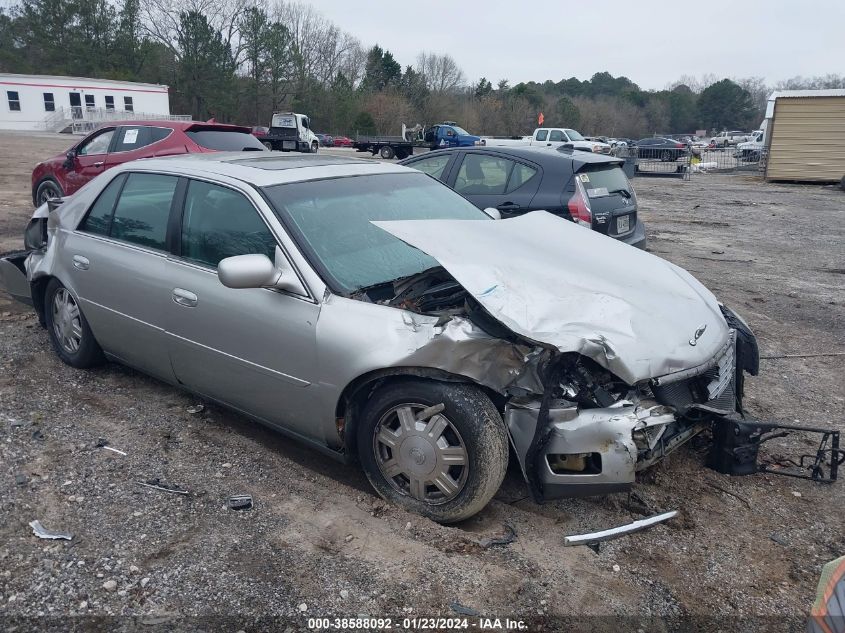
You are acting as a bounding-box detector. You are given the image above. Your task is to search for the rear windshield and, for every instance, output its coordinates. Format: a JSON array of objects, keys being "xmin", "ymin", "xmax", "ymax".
[
  {"xmin": 185, "ymin": 129, "xmax": 266, "ymax": 151},
  {"xmin": 578, "ymin": 165, "xmax": 631, "ymax": 198}
]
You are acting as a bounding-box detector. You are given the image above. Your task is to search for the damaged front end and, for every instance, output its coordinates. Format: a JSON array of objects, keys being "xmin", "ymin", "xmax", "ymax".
[{"xmin": 355, "ymin": 258, "xmax": 760, "ymax": 503}]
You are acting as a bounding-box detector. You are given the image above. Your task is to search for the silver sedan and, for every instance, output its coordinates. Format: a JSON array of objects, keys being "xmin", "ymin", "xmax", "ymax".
[{"xmin": 0, "ymin": 153, "xmax": 759, "ymax": 522}]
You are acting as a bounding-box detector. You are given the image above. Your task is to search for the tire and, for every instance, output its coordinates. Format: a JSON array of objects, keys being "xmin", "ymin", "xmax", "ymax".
[
  {"xmin": 379, "ymin": 145, "xmax": 396, "ymax": 160},
  {"xmin": 44, "ymin": 279, "xmax": 103, "ymax": 368},
  {"xmin": 357, "ymin": 380, "xmax": 508, "ymax": 523},
  {"xmin": 262, "ymin": 141, "xmax": 273, "ymax": 150},
  {"xmin": 311, "ymin": 141, "xmax": 319, "ymax": 153},
  {"xmin": 660, "ymin": 150, "xmax": 672, "ymax": 162},
  {"xmin": 34, "ymin": 179, "xmax": 64, "ymax": 207}
]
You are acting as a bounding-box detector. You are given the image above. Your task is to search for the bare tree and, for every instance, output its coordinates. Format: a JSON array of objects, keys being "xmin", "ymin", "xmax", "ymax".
[{"xmin": 416, "ymin": 51, "xmax": 465, "ymax": 93}]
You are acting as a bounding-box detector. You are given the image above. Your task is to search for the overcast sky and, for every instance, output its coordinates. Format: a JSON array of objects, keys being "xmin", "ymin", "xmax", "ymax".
[{"xmin": 312, "ymin": 0, "xmax": 844, "ymax": 89}]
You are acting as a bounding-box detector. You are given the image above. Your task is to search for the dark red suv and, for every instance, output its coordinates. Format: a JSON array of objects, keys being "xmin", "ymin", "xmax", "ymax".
[{"xmin": 31, "ymin": 121, "xmax": 266, "ymax": 206}]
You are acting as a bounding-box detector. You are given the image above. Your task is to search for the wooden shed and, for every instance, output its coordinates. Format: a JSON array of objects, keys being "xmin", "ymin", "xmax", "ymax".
[{"xmin": 765, "ymin": 89, "xmax": 845, "ymax": 183}]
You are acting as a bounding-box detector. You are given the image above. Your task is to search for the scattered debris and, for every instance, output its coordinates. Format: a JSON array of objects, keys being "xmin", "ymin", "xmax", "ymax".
[
  {"xmin": 711, "ymin": 250, "xmax": 725, "ymax": 255},
  {"xmin": 449, "ymin": 602, "xmax": 480, "ymax": 617},
  {"xmin": 186, "ymin": 404, "xmax": 205, "ymax": 415},
  {"xmin": 340, "ymin": 589, "xmax": 349, "ymax": 599},
  {"xmin": 140, "ymin": 577, "xmax": 150, "ymax": 588},
  {"xmin": 564, "ymin": 511, "xmax": 678, "ymax": 547},
  {"xmin": 136, "ymin": 479, "xmax": 189, "ymax": 496},
  {"xmin": 297, "ymin": 603, "xmax": 308, "ymax": 612},
  {"xmin": 770, "ymin": 533, "xmax": 789, "ymax": 546},
  {"xmin": 15, "ymin": 473, "xmax": 27, "ymax": 485},
  {"xmin": 227, "ymin": 494, "xmax": 253, "ymax": 510},
  {"xmin": 102, "ymin": 580, "xmax": 117, "ymax": 592},
  {"xmin": 415, "ymin": 403, "xmax": 445, "ymax": 421},
  {"xmin": 760, "ymin": 352, "xmax": 845, "ymax": 360},
  {"xmin": 476, "ymin": 522, "xmax": 516, "ymax": 548},
  {"xmin": 29, "ymin": 520, "xmax": 72, "ymax": 541},
  {"xmin": 31, "ymin": 428, "xmax": 45, "ymax": 441},
  {"xmin": 791, "ymin": 491, "xmax": 802, "ymax": 498},
  {"xmin": 612, "ymin": 564, "xmax": 621, "ymax": 572},
  {"xmin": 102, "ymin": 446, "xmax": 127, "ymax": 456},
  {"xmin": 707, "ymin": 482, "xmax": 752, "ymax": 509}
]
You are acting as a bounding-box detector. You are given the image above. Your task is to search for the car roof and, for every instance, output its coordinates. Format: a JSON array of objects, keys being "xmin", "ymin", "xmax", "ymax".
[
  {"xmin": 114, "ymin": 152, "xmax": 410, "ymax": 186},
  {"xmin": 402, "ymin": 145, "xmax": 621, "ymax": 169},
  {"xmin": 94, "ymin": 120, "xmax": 250, "ymax": 132}
]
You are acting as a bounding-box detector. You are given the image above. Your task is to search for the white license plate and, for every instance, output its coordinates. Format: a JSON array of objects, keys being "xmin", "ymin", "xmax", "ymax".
[
  {"xmin": 282, "ymin": 140, "xmax": 296, "ymax": 149},
  {"xmin": 616, "ymin": 215, "xmax": 630, "ymax": 233}
]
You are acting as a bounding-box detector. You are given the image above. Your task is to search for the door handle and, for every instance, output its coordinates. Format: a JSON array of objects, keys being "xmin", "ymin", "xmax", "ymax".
[
  {"xmin": 72, "ymin": 255, "xmax": 89, "ymax": 270},
  {"xmin": 497, "ymin": 202, "xmax": 520, "ymax": 211},
  {"xmin": 172, "ymin": 288, "xmax": 198, "ymax": 308},
  {"xmin": 93, "ymin": 161, "xmax": 104, "ymax": 167}
]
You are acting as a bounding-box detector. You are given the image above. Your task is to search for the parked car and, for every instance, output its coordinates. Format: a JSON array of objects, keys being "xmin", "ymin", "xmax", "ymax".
[
  {"xmin": 1, "ymin": 153, "xmax": 759, "ymax": 523},
  {"xmin": 635, "ymin": 137, "xmax": 689, "ymax": 161},
  {"xmin": 483, "ymin": 127, "xmax": 612, "ymax": 154},
  {"xmin": 709, "ymin": 130, "xmax": 752, "ymax": 147},
  {"xmin": 31, "ymin": 121, "xmax": 266, "ymax": 206},
  {"xmin": 333, "ymin": 135, "xmax": 353, "ymax": 147},
  {"xmin": 251, "ymin": 126, "xmax": 269, "ymax": 137},
  {"xmin": 315, "ymin": 133, "xmax": 335, "ymax": 147},
  {"xmin": 400, "ymin": 146, "xmax": 646, "ymax": 249}
]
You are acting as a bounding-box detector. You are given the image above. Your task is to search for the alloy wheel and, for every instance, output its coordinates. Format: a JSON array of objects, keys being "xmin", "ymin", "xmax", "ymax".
[
  {"xmin": 373, "ymin": 403, "xmax": 469, "ymax": 505},
  {"xmin": 52, "ymin": 288, "xmax": 83, "ymax": 354}
]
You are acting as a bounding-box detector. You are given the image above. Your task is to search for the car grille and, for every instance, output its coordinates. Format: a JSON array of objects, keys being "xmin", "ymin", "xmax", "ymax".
[{"xmin": 651, "ymin": 331, "xmax": 737, "ymax": 415}]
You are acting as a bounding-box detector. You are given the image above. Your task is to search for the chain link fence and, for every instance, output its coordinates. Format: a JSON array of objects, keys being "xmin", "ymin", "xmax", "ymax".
[{"xmin": 612, "ymin": 140, "xmax": 766, "ymax": 180}]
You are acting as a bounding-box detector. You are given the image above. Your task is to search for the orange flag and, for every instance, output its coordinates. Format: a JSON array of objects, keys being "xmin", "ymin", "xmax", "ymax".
[{"xmin": 538, "ymin": 112, "xmax": 544, "ymax": 125}]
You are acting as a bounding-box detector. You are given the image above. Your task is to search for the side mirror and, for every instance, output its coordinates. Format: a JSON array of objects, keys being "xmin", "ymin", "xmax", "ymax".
[
  {"xmin": 63, "ymin": 150, "xmax": 76, "ymax": 170},
  {"xmin": 218, "ymin": 246, "xmax": 307, "ymax": 295},
  {"xmin": 483, "ymin": 207, "xmax": 502, "ymax": 220}
]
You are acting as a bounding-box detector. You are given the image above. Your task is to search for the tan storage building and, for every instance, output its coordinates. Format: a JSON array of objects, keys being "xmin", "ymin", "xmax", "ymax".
[{"xmin": 765, "ymin": 89, "xmax": 845, "ymax": 183}]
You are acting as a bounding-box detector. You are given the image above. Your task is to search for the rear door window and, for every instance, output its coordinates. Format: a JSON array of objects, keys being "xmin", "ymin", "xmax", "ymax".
[
  {"xmin": 454, "ymin": 154, "xmax": 514, "ymax": 195},
  {"xmin": 109, "ymin": 173, "xmax": 179, "ymax": 250},
  {"xmin": 78, "ymin": 174, "xmax": 126, "ymax": 236},
  {"xmin": 549, "ymin": 130, "xmax": 564, "ymax": 142},
  {"xmin": 114, "ymin": 126, "xmax": 151, "ymax": 152},
  {"xmin": 185, "ymin": 128, "xmax": 266, "ymax": 151},
  {"xmin": 505, "ymin": 162, "xmax": 538, "ymax": 193}
]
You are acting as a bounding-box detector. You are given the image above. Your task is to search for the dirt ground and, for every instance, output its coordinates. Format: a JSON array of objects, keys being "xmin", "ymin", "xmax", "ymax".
[{"xmin": 0, "ymin": 131, "xmax": 843, "ymax": 632}]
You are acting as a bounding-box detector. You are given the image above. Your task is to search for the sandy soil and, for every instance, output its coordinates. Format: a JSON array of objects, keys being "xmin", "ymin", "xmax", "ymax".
[{"xmin": 0, "ymin": 131, "xmax": 843, "ymax": 632}]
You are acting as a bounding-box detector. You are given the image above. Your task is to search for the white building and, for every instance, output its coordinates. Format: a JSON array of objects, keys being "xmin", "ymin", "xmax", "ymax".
[{"xmin": 0, "ymin": 73, "xmax": 176, "ymax": 133}]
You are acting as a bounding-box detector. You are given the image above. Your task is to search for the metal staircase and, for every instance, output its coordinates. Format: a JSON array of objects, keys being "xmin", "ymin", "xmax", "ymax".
[{"xmin": 41, "ymin": 107, "xmax": 192, "ymax": 134}]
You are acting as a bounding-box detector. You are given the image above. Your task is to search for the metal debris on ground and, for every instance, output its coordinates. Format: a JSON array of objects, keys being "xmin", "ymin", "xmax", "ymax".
[
  {"xmin": 449, "ymin": 602, "xmax": 480, "ymax": 617},
  {"xmin": 228, "ymin": 494, "xmax": 253, "ymax": 511},
  {"xmin": 476, "ymin": 522, "xmax": 516, "ymax": 548},
  {"xmin": 136, "ymin": 479, "xmax": 189, "ymax": 496},
  {"xmin": 15, "ymin": 473, "xmax": 28, "ymax": 485},
  {"xmin": 31, "ymin": 428, "xmax": 45, "ymax": 441},
  {"xmin": 95, "ymin": 437, "xmax": 127, "ymax": 455},
  {"xmin": 186, "ymin": 404, "xmax": 205, "ymax": 415},
  {"xmin": 29, "ymin": 520, "xmax": 72, "ymax": 541},
  {"xmin": 564, "ymin": 510, "xmax": 678, "ymax": 547}
]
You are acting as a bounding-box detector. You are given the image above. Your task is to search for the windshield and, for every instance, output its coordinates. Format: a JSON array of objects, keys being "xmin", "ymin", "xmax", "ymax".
[
  {"xmin": 185, "ymin": 129, "xmax": 266, "ymax": 151},
  {"xmin": 263, "ymin": 173, "xmax": 489, "ymax": 293},
  {"xmin": 451, "ymin": 126, "xmax": 471, "ymax": 136},
  {"xmin": 564, "ymin": 129, "xmax": 585, "ymax": 141}
]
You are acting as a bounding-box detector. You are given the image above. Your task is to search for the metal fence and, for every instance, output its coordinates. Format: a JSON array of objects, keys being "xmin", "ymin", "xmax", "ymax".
[{"xmin": 613, "ymin": 141, "xmax": 766, "ymax": 180}]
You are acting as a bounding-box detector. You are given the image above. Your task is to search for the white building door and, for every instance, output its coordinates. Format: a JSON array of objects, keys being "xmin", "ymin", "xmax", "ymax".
[{"xmin": 69, "ymin": 92, "xmax": 82, "ymax": 119}]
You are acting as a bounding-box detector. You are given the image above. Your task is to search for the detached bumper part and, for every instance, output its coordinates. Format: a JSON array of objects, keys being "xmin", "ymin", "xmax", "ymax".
[
  {"xmin": 506, "ymin": 400, "xmax": 682, "ymax": 500},
  {"xmin": 0, "ymin": 252, "xmax": 32, "ymax": 306}
]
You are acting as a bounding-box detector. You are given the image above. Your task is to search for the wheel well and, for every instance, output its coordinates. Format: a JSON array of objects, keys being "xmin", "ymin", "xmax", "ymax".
[
  {"xmin": 335, "ymin": 368, "xmax": 503, "ymax": 461},
  {"xmin": 30, "ymin": 274, "xmax": 52, "ymax": 326}
]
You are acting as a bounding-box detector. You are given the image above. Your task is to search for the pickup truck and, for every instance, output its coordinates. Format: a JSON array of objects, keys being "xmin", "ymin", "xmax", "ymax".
[
  {"xmin": 260, "ymin": 112, "xmax": 319, "ymax": 153},
  {"xmin": 709, "ymin": 130, "xmax": 752, "ymax": 147},
  {"xmin": 423, "ymin": 122, "xmax": 482, "ymax": 150},
  {"xmin": 481, "ymin": 128, "xmax": 612, "ymax": 154}
]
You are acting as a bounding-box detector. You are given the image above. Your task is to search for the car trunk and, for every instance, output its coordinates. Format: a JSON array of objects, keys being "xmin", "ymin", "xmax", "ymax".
[{"xmin": 572, "ymin": 163, "xmax": 638, "ymax": 240}]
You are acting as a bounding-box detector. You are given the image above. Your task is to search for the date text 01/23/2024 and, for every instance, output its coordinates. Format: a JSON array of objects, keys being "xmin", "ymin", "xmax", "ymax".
[{"xmin": 307, "ymin": 617, "xmax": 528, "ymax": 630}]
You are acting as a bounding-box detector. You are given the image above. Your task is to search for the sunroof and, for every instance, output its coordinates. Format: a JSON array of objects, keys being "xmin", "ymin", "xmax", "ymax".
[{"xmin": 233, "ymin": 155, "xmax": 369, "ymax": 170}]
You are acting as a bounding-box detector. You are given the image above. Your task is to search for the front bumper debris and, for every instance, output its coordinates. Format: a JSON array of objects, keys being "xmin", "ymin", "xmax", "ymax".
[
  {"xmin": 0, "ymin": 251, "xmax": 32, "ymax": 306},
  {"xmin": 505, "ymin": 399, "xmax": 701, "ymax": 500},
  {"xmin": 563, "ymin": 510, "xmax": 678, "ymax": 547}
]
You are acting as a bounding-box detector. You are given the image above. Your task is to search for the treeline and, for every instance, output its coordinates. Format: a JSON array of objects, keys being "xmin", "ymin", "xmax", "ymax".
[{"xmin": 2, "ymin": 0, "xmax": 844, "ymax": 137}]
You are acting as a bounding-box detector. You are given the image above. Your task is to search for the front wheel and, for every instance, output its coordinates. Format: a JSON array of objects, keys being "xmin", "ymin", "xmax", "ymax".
[
  {"xmin": 35, "ymin": 179, "xmax": 64, "ymax": 207},
  {"xmin": 44, "ymin": 279, "xmax": 104, "ymax": 368},
  {"xmin": 311, "ymin": 141, "xmax": 319, "ymax": 153},
  {"xmin": 660, "ymin": 149, "xmax": 673, "ymax": 162},
  {"xmin": 262, "ymin": 141, "xmax": 273, "ymax": 150},
  {"xmin": 357, "ymin": 380, "xmax": 508, "ymax": 523}
]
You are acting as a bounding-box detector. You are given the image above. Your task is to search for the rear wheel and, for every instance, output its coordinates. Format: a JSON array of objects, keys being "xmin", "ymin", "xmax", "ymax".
[
  {"xmin": 357, "ymin": 380, "xmax": 508, "ymax": 523},
  {"xmin": 44, "ymin": 279, "xmax": 103, "ymax": 368},
  {"xmin": 379, "ymin": 145, "xmax": 396, "ymax": 160},
  {"xmin": 660, "ymin": 149, "xmax": 673, "ymax": 162},
  {"xmin": 35, "ymin": 179, "xmax": 63, "ymax": 207}
]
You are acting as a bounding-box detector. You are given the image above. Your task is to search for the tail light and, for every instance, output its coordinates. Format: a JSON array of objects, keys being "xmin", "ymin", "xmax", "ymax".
[
  {"xmin": 567, "ymin": 178, "xmax": 592, "ymax": 227},
  {"xmin": 675, "ymin": 143, "xmax": 685, "ymax": 148}
]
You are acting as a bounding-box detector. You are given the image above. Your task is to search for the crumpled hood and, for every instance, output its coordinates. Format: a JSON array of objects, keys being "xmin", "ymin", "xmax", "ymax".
[{"xmin": 373, "ymin": 211, "xmax": 729, "ymax": 385}]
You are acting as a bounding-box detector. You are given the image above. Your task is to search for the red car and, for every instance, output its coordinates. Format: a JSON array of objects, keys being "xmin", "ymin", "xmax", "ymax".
[
  {"xmin": 31, "ymin": 120, "xmax": 266, "ymax": 206},
  {"xmin": 332, "ymin": 135, "xmax": 353, "ymax": 147}
]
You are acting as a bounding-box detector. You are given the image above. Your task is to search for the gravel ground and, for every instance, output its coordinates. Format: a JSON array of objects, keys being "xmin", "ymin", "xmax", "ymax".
[{"xmin": 0, "ymin": 132, "xmax": 843, "ymax": 632}]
